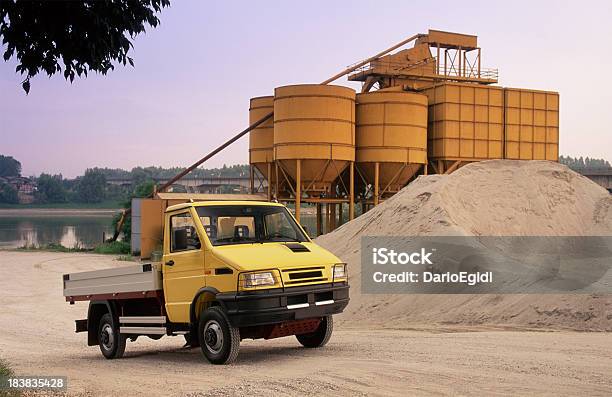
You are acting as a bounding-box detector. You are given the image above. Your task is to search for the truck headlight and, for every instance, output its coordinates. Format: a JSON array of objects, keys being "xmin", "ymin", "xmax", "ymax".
[
  {"xmin": 240, "ymin": 271, "xmax": 279, "ymax": 289},
  {"xmin": 333, "ymin": 263, "xmax": 347, "ymax": 280}
]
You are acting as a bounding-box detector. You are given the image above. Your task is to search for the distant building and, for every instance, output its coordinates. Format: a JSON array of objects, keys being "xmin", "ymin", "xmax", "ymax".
[{"xmin": 0, "ymin": 176, "xmax": 36, "ymax": 204}]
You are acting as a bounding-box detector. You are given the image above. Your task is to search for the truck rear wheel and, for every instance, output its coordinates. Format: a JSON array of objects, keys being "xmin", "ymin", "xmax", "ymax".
[
  {"xmin": 198, "ymin": 307, "xmax": 240, "ymax": 364},
  {"xmin": 98, "ymin": 313, "xmax": 126, "ymax": 359},
  {"xmin": 296, "ymin": 315, "xmax": 333, "ymax": 348}
]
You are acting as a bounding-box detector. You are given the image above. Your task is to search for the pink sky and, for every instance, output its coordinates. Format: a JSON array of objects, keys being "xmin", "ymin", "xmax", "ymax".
[{"xmin": 1, "ymin": 0, "xmax": 611, "ymax": 178}]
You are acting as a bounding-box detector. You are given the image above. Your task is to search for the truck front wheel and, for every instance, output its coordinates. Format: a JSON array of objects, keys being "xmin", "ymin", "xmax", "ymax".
[
  {"xmin": 296, "ymin": 315, "xmax": 333, "ymax": 348},
  {"xmin": 98, "ymin": 313, "xmax": 126, "ymax": 359},
  {"xmin": 198, "ymin": 307, "xmax": 240, "ymax": 364}
]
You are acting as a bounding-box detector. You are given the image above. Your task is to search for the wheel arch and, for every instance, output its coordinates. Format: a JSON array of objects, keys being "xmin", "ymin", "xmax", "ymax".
[
  {"xmin": 87, "ymin": 300, "xmax": 118, "ymax": 346},
  {"xmin": 189, "ymin": 287, "xmax": 225, "ymax": 325}
]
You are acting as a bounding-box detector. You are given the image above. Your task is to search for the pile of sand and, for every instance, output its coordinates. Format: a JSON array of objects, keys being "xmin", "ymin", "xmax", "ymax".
[{"xmin": 317, "ymin": 160, "xmax": 612, "ymax": 330}]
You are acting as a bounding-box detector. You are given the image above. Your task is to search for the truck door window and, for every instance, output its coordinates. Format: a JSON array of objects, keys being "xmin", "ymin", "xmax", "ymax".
[
  {"xmin": 264, "ymin": 212, "xmax": 299, "ymax": 241},
  {"xmin": 170, "ymin": 212, "xmax": 201, "ymax": 252}
]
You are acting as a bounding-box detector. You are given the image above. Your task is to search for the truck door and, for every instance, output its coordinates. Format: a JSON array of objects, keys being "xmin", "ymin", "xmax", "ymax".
[{"xmin": 163, "ymin": 210, "xmax": 205, "ymax": 323}]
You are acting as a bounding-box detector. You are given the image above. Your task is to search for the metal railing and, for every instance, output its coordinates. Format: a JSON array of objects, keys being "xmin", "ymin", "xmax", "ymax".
[{"xmin": 349, "ymin": 57, "xmax": 498, "ymax": 81}]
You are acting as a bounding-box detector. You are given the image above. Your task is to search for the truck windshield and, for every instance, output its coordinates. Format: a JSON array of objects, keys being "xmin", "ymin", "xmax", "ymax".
[{"xmin": 195, "ymin": 205, "xmax": 308, "ymax": 246}]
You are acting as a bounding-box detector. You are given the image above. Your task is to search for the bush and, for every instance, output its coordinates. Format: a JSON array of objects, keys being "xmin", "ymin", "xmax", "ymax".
[
  {"xmin": 0, "ymin": 358, "xmax": 13, "ymax": 378},
  {"xmin": 0, "ymin": 183, "xmax": 18, "ymax": 204},
  {"xmin": 0, "ymin": 358, "xmax": 20, "ymax": 397},
  {"xmin": 18, "ymin": 243, "xmax": 88, "ymax": 252},
  {"xmin": 93, "ymin": 241, "xmax": 130, "ymax": 254}
]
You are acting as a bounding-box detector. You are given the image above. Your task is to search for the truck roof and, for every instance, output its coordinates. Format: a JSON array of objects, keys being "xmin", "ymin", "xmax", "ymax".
[{"xmin": 165, "ymin": 200, "xmax": 283, "ymax": 213}]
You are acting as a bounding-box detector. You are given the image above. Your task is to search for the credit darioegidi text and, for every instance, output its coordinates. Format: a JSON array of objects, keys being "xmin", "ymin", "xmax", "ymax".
[{"xmin": 372, "ymin": 271, "xmax": 493, "ymax": 286}]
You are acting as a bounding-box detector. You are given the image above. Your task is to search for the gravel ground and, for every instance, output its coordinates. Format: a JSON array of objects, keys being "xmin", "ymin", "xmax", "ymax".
[{"xmin": 1, "ymin": 251, "xmax": 611, "ymax": 396}]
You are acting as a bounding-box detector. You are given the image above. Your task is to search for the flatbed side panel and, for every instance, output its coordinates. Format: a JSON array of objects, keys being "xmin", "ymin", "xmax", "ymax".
[
  {"xmin": 63, "ymin": 264, "xmax": 162, "ymax": 297},
  {"xmin": 65, "ymin": 290, "xmax": 162, "ymax": 303}
]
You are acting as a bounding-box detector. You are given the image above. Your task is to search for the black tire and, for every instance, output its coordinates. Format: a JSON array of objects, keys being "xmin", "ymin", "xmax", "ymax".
[
  {"xmin": 296, "ymin": 316, "xmax": 333, "ymax": 348},
  {"xmin": 198, "ymin": 307, "xmax": 240, "ymax": 364},
  {"xmin": 98, "ymin": 313, "xmax": 126, "ymax": 359}
]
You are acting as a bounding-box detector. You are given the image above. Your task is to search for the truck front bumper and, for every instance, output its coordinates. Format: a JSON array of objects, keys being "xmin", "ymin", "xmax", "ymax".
[{"xmin": 216, "ymin": 282, "xmax": 349, "ymax": 327}]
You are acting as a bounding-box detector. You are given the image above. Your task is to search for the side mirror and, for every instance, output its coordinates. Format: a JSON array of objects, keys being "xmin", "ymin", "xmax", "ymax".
[{"xmin": 173, "ymin": 228, "xmax": 188, "ymax": 251}]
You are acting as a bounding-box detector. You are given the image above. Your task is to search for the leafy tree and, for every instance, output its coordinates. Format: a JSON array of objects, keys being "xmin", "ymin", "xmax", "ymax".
[
  {"xmin": 133, "ymin": 180, "xmax": 155, "ymax": 198},
  {"xmin": 560, "ymin": 155, "xmax": 611, "ymax": 170},
  {"xmin": 0, "ymin": 183, "xmax": 19, "ymax": 203},
  {"xmin": 0, "ymin": 155, "xmax": 21, "ymax": 177},
  {"xmin": 77, "ymin": 168, "xmax": 106, "ymax": 203},
  {"xmin": 131, "ymin": 166, "xmax": 155, "ymax": 187},
  {"xmin": 35, "ymin": 173, "xmax": 67, "ymax": 203},
  {"xmin": 0, "ymin": 0, "xmax": 170, "ymax": 93}
]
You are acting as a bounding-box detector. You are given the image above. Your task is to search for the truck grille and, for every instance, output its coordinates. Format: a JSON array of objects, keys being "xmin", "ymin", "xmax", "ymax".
[{"xmin": 282, "ymin": 266, "xmax": 327, "ymax": 285}]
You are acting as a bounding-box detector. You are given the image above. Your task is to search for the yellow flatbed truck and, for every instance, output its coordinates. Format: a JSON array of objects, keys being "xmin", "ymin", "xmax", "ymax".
[{"xmin": 63, "ymin": 200, "xmax": 349, "ymax": 364}]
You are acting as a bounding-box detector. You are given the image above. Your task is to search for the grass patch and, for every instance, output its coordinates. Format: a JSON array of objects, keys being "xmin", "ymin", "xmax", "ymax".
[
  {"xmin": 116, "ymin": 255, "xmax": 135, "ymax": 262},
  {"xmin": 17, "ymin": 243, "xmax": 89, "ymax": 253},
  {"xmin": 93, "ymin": 241, "xmax": 130, "ymax": 255},
  {"xmin": 0, "ymin": 359, "xmax": 12, "ymax": 377},
  {"xmin": 0, "ymin": 359, "xmax": 19, "ymax": 397},
  {"xmin": 17, "ymin": 241, "xmax": 131, "ymax": 255}
]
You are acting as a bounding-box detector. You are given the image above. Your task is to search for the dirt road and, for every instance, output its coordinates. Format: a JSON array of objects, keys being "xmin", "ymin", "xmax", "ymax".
[{"xmin": 0, "ymin": 251, "xmax": 610, "ymax": 396}]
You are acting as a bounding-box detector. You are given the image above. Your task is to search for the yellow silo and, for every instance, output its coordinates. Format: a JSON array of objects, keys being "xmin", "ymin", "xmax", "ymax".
[
  {"xmin": 248, "ymin": 96, "xmax": 275, "ymax": 183},
  {"xmin": 355, "ymin": 91, "xmax": 428, "ymax": 204},
  {"xmin": 274, "ymin": 84, "xmax": 355, "ymax": 190},
  {"xmin": 273, "ymin": 84, "xmax": 356, "ymax": 221}
]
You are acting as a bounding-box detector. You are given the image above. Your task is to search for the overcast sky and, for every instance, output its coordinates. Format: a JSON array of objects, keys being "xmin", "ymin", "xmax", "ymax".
[{"xmin": 1, "ymin": 0, "xmax": 611, "ymax": 178}]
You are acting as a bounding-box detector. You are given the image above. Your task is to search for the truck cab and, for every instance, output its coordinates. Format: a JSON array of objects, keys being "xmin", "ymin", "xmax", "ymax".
[{"xmin": 64, "ymin": 200, "xmax": 349, "ymax": 364}]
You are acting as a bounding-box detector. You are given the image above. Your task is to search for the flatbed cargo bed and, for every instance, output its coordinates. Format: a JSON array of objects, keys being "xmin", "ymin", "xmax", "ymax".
[{"xmin": 63, "ymin": 263, "xmax": 162, "ymax": 302}]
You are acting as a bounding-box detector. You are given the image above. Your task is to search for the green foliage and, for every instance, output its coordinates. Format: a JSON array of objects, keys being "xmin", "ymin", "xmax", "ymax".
[
  {"xmin": 112, "ymin": 180, "xmax": 155, "ymax": 242},
  {"xmin": 0, "ymin": 155, "xmax": 21, "ymax": 177},
  {"xmin": 76, "ymin": 168, "xmax": 106, "ymax": 203},
  {"xmin": 559, "ymin": 155, "xmax": 612, "ymax": 170},
  {"xmin": 0, "ymin": 358, "xmax": 13, "ymax": 377},
  {"xmin": 0, "ymin": 0, "xmax": 170, "ymax": 93},
  {"xmin": 96, "ymin": 164, "xmax": 251, "ymax": 180},
  {"xmin": 0, "ymin": 358, "xmax": 20, "ymax": 397},
  {"xmin": 93, "ymin": 241, "xmax": 130, "ymax": 254},
  {"xmin": 18, "ymin": 242, "xmax": 89, "ymax": 252},
  {"xmin": 133, "ymin": 180, "xmax": 156, "ymax": 199},
  {"xmin": 116, "ymin": 255, "xmax": 135, "ymax": 262},
  {"xmin": 0, "ymin": 183, "xmax": 18, "ymax": 204},
  {"xmin": 17, "ymin": 241, "xmax": 129, "ymax": 254},
  {"xmin": 35, "ymin": 173, "xmax": 67, "ymax": 203}
]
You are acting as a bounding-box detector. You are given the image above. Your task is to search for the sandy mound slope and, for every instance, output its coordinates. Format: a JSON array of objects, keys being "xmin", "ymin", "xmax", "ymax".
[{"xmin": 316, "ymin": 160, "xmax": 612, "ymax": 331}]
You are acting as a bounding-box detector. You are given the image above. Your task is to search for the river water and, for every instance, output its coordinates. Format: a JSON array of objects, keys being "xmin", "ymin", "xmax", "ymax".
[
  {"xmin": 0, "ymin": 212, "xmax": 321, "ymax": 249},
  {"xmin": 0, "ymin": 213, "xmax": 115, "ymax": 249}
]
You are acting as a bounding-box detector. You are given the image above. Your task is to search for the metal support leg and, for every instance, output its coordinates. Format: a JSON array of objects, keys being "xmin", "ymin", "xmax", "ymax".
[
  {"xmin": 267, "ymin": 162, "xmax": 272, "ymax": 201},
  {"xmin": 330, "ymin": 203, "xmax": 336, "ymax": 231},
  {"xmin": 349, "ymin": 161, "xmax": 355, "ymax": 220},
  {"xmin": 374, "ymin": 162, "xmax": 380, "ymax": 206},
  {"xmin": 316, "ymin": 203, "xmax": 322, "ymax": 236},
  {"xmin": 295, "ymin": 159, "xmax": 301, "ymax": 223}
]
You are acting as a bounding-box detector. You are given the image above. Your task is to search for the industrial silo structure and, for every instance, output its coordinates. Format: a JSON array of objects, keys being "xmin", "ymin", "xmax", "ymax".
[
  {"xmin": 355, "ymin": 91, "xmax": 428, "ymax": 207},
  {"xmin": 422, "ymin": 82, "xmax": 505, "ymax": 173},
  {"xmin": 248, "ymin": 96, "xmax": 275, "ymax": 199},
  {"xmin": 503, "ymin": 88, "xmax": 559, "ymax": 161},
  {"xmin": 273, "ymin": 84, "xmax": 356, "ymax": 223}
]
